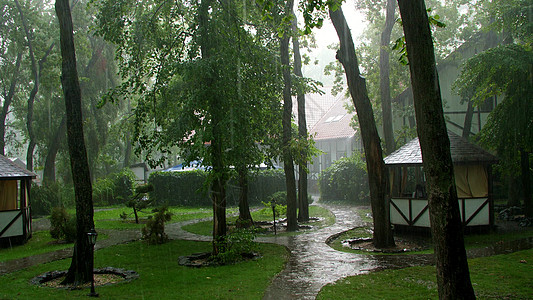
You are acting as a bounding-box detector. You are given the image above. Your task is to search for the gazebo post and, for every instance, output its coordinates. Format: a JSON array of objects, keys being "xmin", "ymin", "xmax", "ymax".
[{"xmin": 487, "ymin": 165, "xmax": 494, "ymax": 228}]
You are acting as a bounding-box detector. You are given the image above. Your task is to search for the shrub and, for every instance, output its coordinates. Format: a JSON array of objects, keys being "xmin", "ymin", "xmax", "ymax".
[
  {"xmin": 112, "ymin": 169, "xmax": 136, "ymax": 204},
  {"xmin": 318, "ymin": 154, "xmax": 370, "ymax": 204},
  {"xmin": 31, "ymin": 183, "xmax": 62, "ymax": 217},
  {"xmin": 92, "ymin": 169, "xmax": 136, "ymax": 206},
  {"xmin": 49, "ymin": 207, "xmax": 76, "ymax": 242},
  {"xmin": 92, "ymin": 177, "xmax": 115, "ymax": 206},
  {"xmin": 149, "ymin": 169, "xmax": 286, "ymax": 207},
  {"xmin": 142, "ymin": 206, "xmax": 173, "ymax": 245},
  {"xmin": 211, "ymin": 228, "xmax": 258, "ymax": 265}
]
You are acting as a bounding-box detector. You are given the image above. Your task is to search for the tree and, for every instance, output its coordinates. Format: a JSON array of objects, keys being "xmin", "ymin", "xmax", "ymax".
[
  {"xmin": 55, "ymin": 0, "xmax": 95, "ymax": 285},
  {"xmin": 379, "ymin": 0, "xmax": 396, "ymax": 155},
  {"xmin": 396, "ymin": 0, "xmax": 475, "ymax": 298},
  {"xmin": 95, "ymin": 0, "xmax": 285, "ymax": 251},
  {"xmin": 291, "ymin": 5, "xmax": 310, "ymax": 222},
  {"xmin": 455, "ymin": 44, "xmax": 533, "ymax": 217},
  {"xmin": 328, "ymin": 5, "xmax": 395, "ymax": 248},
  {"xmin": 279, "ymin": 0, "xmax": 298, "ymax": 232}
]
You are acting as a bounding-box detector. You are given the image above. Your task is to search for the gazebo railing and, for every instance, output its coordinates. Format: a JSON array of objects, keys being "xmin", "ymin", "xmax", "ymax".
[{"xmin": 390, "ymin": 197, "xmax": 491, "ymax": 228}]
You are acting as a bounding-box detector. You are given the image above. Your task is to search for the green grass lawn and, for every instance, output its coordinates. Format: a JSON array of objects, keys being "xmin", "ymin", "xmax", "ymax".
[
  {"xmin": 317, "ymin": 249, "xmax": 533, "ymax": 299},
  {"xmin": 0, "ymin": 231, "xmax": 72, "ymax": 262},
  {"xmin": 183, "ymin": 205, "xmax": 336, "ymax": 237},
  {"xmin": 0, "ymin": 239, "xmax": 288, "ymax": 299},
  {"xmin": 90, "ymin": 206, "xmax": 237, "ymax": 230}
]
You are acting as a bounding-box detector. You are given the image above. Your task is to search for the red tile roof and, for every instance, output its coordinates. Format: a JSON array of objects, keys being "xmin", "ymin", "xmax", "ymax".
[{"xmin": 310, "ymin": 93, "xmax": 356, "ymax": 140}]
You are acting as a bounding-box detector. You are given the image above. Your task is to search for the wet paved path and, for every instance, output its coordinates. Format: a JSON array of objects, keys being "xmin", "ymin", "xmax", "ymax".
[{"xmin": 259, "ymin": 204, "xmax": 375, "ymax": 300}]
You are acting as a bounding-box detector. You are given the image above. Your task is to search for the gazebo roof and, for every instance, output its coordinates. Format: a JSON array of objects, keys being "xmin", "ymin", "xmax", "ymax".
[
  {"xmin": 0, "ymin": 154, "xmax": 36, "ymax": 179},
  {"xmin": 384, "ymin": 132, "xmax": 498, "ymax": 166}
]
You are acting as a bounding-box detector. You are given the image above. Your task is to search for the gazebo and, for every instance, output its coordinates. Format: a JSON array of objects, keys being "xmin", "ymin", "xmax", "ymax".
[
  {"xmin": 0, "ymin": 154, "xmax": 36, "ymax": 244},
  {"xmin": 384, "ymin": 132, "xmax": 498, "ymax": 229}
]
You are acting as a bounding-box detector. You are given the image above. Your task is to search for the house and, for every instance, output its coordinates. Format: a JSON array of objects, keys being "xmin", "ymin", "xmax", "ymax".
[
  {"xmin": 129, "ymin": 162, "xmax": 149, "ymax": 184},
  {"xmin": 0, "ymin": 154, "xmax": 36, "ymax": 245},
  {"xmin": 392, "ymin": 31, "xmax": 502, "ymax": 140},
  {"xmin": 306, "ymin": 90, "xmax": 362, "ymax": 188},
  {"xmin": 384, "ymin": 131, "xmax": 498, "ymax": 229}
]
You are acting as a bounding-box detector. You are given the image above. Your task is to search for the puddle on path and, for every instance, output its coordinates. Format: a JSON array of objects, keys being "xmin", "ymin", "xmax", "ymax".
[{"xmin": 260, "ymin": 205, "xmax": 375, "ymax": 300}]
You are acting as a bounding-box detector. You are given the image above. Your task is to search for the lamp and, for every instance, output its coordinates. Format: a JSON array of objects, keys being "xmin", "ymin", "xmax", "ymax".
[
  {"xmin": 87, "ymin": 228, "xmax": 98, "ymax": 246},
  {"xmin": 87, "ymin": 228, "xmax": 99, "ymax": 297}
]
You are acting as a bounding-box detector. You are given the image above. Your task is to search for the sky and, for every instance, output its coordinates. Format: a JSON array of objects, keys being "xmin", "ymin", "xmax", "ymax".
[{"xmin": 299, "ymin": 1, "xmax": 367, "ymax": 86}]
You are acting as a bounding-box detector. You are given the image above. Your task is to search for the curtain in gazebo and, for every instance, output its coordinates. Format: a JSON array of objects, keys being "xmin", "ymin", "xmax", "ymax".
[
  {"xmin": 0, "ymin": 180, "xmax": 18, "ymax": 211},
  {"xmin": 454, "ymin": 165, "xmax": 488, "ymax": 198}
]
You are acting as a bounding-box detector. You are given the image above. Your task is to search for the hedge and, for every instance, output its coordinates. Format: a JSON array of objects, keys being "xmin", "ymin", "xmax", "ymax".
[
  {"xmin": 148, "ymin": 169, "xmax": 286, "ymax": 207},
  {"xmin": 318, "ymin": 155, "xmax": 370, "ymax": 204}
]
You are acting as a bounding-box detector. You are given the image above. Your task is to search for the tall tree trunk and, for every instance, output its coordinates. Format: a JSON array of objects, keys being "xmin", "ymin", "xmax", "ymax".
[
  {"xmin": 42, "ymin": 116, "xmax": 67, "ymax": 185},
  {"xmin": 380, "ymin": 0, "xmax": 397, "ymax": 155},
  {"xmin": 0, "ymin": 52, "xmax": 22, "ymax": 155},
  {"xmin": 56, "ymin": 0, "xmax": 95, "ymax": 285},
  {"xmin": 280, "ymin": 0, "xmax": 298, "ymax": 232},
  {"xmin": 521, "ymin": 149, "xmax": 532, "ymax": 218},
  {"xmin": 291, "ymin": 8, "xmax": 309, "ymax": 222},
  {"xmin": 462, "ymin": 100, "xmax": 474, "ymax": 138},
  {"xmin": 397, "ymin": 1, "xmax": 475, "ymax": 298},
  {"xmin": 15, "ymin": 0, "xmax": 38, "ymax": 171},
  {"xmin": 198, "ymin": 0, "xmax": 227, "ymax": 254},
  {"xmin": 507, "ymin": 175, "xmax": 521, "ymax": 207},
  {"xmin": 237, "ymin": 167, "xmax": 253, "ymax": 228},
  {"xmin": 123, "ymin": 99, "xmax": 132, "ymax": 168},
  {"xmin": 330, "ymin": 6, "xmax": 395, "ymax": 248}
]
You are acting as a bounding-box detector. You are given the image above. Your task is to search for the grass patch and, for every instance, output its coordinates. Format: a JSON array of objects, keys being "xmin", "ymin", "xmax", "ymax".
[
  {"xmin": 329, "ymin": 225, "xmax": 533, "ymax": 255},
  {"xmin": 183, "ymin": 205, "xmax": 335, "ymax": 237},
  {"xmin": 0, "ymin": 239, "xmax": 288, "ymax": 299},
  {"xmin": 0, "ymin": 231, "xmax": 72, "ymax": 262},
  {"xmin": 317, "ymin": 249, "xmax": 533, "ymax": 299},
  {"xmin": 90, "ymin": 206, "xmax": 236, "ymax": 230}
]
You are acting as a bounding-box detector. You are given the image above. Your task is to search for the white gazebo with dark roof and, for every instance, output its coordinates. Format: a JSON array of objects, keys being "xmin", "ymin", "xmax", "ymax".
[
  {"xmin": 0, "ymin": 154, "xmax": 36, "ymax": 244},
  {"xmin": 384, "ymin": 132, "xmax": 498, "ymax": 229}
]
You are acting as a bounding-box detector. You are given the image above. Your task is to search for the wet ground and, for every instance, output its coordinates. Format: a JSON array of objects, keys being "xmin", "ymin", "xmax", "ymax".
[{"xmin": 1, "ymin": 204, "xmax": 531, "ymax": 300}]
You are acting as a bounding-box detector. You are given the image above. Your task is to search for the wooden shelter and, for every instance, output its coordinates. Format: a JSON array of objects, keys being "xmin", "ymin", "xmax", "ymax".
[
  {"xmin": 384, "ymin": 132, "xmax": 498, "ymax": 229},
  {"xmin": 0, "ymin": 154, "xmax": 36, "ymax": 244}
]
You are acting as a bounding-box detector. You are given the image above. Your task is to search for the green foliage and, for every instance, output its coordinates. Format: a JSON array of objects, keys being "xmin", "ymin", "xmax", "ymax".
[
  {"xmin": 318, "ymin": 153, "xmax": 370, "ymax": 204},
  {"xmin": 454, "ymin": 44, "xmax": 533, "ymax": 175},
  {"xmin": 30, "ymin": 184, "xmax": 62, "ymax": 216},
  {"xmin": 149, "ymin": 169, "xmax": 286, "ymax": 207},
  {"xmin": 211, "ymin": 228, "xmax": 258, "ymax": 265},
  {"xmin": 262, "ymin": 191, "xmax": 288, "ymax": 217},
  {"xmin": 49, "ymin": 207, "xmax": 76, "ymax": 243},
  {"xmin": 125, "ymin": 183, "xmax": 154, "ymax": 223},
  {"xmin": 141, "ymin": 206, "xmax": 173, "ymax": 245},
  {"xmin": 485, "ymin": 0, "xmax": 533, "ymax": 44},
  {"xmin": 92, "ymin": 168, "xmax": 136, "ymax": 205},
  {"xmin": 392, "ymin": 8, "xmax": 446, "ymax": 65}
]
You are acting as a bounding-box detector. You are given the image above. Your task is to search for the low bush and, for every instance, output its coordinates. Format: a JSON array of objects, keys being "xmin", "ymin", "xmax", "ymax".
[
  {"xmin": 31, "ymin": 183, "xmax": 62, "ymax": 217},
  {"xmin": 142, "ymin": 206, "xmax": 173, "ymax": 245},
  {"xmin": 318, "ymin": 154, "xmax": 370, "ymax": 204},
  {"xmin": 93, "ymin": 169, "xmax": 136, "ymax": 206},
  {"xmin": 212, "ymin": 228, "xmax": 258, "ymax": 265},
  {"xmin": 49, "ymin": 207, "xmax": 76, "ymax": 242}
]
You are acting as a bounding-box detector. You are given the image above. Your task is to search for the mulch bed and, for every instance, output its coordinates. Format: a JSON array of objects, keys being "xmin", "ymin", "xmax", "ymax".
[{"xmin": 31, "ymin": 267, "xmax": 138, "ymax": 289}]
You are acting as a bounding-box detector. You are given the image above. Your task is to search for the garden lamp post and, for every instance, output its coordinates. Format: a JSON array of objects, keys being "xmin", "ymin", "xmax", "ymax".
[{"xmin": 87, "ymin": 228, "xmax": 98, "ymax": 297}]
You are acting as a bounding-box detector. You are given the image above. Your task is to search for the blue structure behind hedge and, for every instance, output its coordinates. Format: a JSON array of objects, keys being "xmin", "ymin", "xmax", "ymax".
[{"xmin": 148, "ymin": 169, "xmax": 286, "ymax": 207}]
